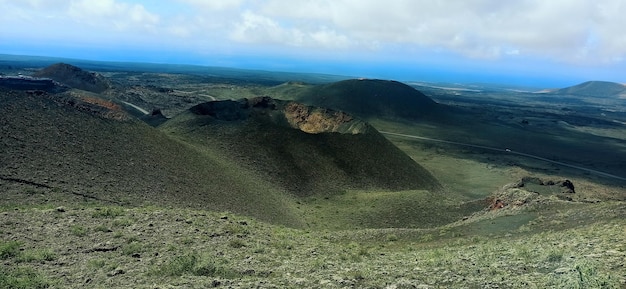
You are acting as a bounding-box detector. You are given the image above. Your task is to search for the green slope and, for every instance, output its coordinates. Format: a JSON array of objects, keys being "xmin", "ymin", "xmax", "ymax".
[
  {"xmin": 0, "ymin": 88, "xmax": 302, "ymax": 226},
  {"xmin": 159, "ymin": 97, "xmax": 442, "ymax": 198},
  {"xmin": 1, "ymin": 89, "xmax": 484, "ymax": 230}
]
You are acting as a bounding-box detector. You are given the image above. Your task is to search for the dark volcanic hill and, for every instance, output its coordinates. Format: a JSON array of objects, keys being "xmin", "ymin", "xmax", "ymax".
[
  {"xmin": 32, "ymin": 63, "xmax": 111, "ymax": 93},
  {"xmin": 297, "ymin": 79, "xmax": 442, "ymax": 119},
  {"xmin": 160, "ymin": 96, "xmax": 442, "ymax": 196},
  {"xmin": 553, "ymin": 80, "xmax": 626, "ymax": 98},
  {"xmin": 1, "ymin": 87, "xmax": 444, "ymax": 227},
  {"xmin": 0, "ymin": 88, "xmax": 303, "ymax": 226}
]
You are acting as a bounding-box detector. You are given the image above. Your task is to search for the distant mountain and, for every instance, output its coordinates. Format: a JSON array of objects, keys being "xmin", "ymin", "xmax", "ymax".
[
  {"xmin": 553, "ymin": 81, "xmax": 626, "ymax": 98},
  {"xmin": 160, "ymin": 96, "xmax": 443, "ymax": 196},
  {"xmin": 297, "ymin": 79, "xmax": 443, "ymax": 119},
  {"xmin": 32, "ymin": 63, "xmax": 111, "ymax": 93}
]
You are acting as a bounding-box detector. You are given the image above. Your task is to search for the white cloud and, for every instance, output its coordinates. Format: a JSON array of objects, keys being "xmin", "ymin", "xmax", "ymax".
[
  {"xmin": 67, "ymin": 0, "xmax": 159, "ymax": 31},
  {"xmin": 230, "ymin": 10, "xmax": 351, "ymax": 49},
  {"xmin": 224, "ymin": 0, "xmax": 626, "ymax": 64},
  {"xmin": 2, "ymin": 0, "xmax": 626, "ymax": 66},
  {"xmin": 176, "ymin": 0, "xmax": 244, "ymax": 11},
  {"xmin": 0, "ymin": 0, "xmax": 161, "ymax": 43}
]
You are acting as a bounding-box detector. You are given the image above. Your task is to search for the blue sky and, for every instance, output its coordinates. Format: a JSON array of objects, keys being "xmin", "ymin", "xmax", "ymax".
[{"xmin": 1, "ymin": 0, "xmax": 626, "ymax": 88}]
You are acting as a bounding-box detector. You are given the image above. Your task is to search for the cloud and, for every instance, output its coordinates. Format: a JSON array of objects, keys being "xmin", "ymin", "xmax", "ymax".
[
  {"xmin": 230, "ymin": 11, "xmax": 350, "ymax": 49},
  {"xmin": 0, "ymin": 0, "xmax": 160, "ymax": 43},
  {"xmin": 2, "ymin": 0, "xmax": 625, "ymax": 66},
  {"xmin": 225, "ymin": 0, "xmax": 626, "ymax": 64},
  {"xmin": 176, "ymin": 0, "xmax": 244, "ymax": 11},
  {"xmin": 67, "ymin": 0, "xmax": 159, "ymax": 32}
]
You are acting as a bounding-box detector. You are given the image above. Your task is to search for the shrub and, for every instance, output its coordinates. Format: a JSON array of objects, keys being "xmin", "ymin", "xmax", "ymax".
[
  {"xmin": 228, "ymin": 239, "xmax": 246, "ymax": 248},
  {"xmin": 0, "ymin": 241, "xmax": 21, "ymax": 259},
  {"xmin": 88, "ymin": 259, "xmax": 107, "ymax": 269},
  {"xmin": 545, "ymin": 250, "xmax": 563, "ymax": 262},
  {"xmin": 112, "ymin": 218, "xmax": 133, "ymax": 227},
  {"xmin": 92, "ymin": 207, "xmax": 125, "ymax": 218},
  {"xmin": 0, "ymin": 266, "xmax": 51, "ymax": 289},
  {"xmin": 386, "ymin": 234, "xmax": 399, "ymax": 242},
  {"xmin": 94, "ymin": 225, "xmax": 111, "ymax": 233},
  {"xmin": 70, "ymin": 225, "xmax": 87, "ymax": 236},
  {"xmin": 159, "ymin": 254, "xmax": 199, "ymax": 276},
  {"xmin": 154, "ymin": 252, "xmax": 241, "ymax": 278},
  {"xmin": 121, "ymin": 242, "xmax": 143, "ymax": 256},
  {"xmin": 18, "ymin": 249, "xmax": 57, "ymax": 263}
]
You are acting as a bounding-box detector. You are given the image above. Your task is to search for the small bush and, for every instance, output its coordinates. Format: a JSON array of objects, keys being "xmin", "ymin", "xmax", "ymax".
[
  {"xmin": 88, "ymin": 259, "xmax": 107, "ymax": 269},
  {"xmin": 0, "ymin": 266, "xmax": 51, "ymax": 289},
  {"xmin": 70, "ymin": 225, "xmax": 87, "ymax": 237},
  {"xmin": 419, "ymin": 234, "xmax": 434, "ymax": 242},
  {"xmin": 94, "ymin": 225, "xmax": 111, "ymax": 233},
  {"xmin": 18, "ymin": 249, "xmax": 57, "ymax": 263},
  {"xmin": 228, "ymin": 239, "xmax": 246, "ymax": 248},
  {"xmin": 224, "ymin": 223, "xmax": 250, "ymax": 236},
  {"xmin": 92, "ymin": 207, "xmax": 125, "ymax": 218},
  {"xmin": 386, "ymin": 234, "xmax": 399, "ymax": 242},
  {"xmin": 154, "ymin": 253, "xmax": 241, "ymax": 278},
  {"xmin": 0, "ymin": 241, "xmax": 21, "ymax": 259},
  {"xmin": 121, "ymin": 242, "xmax": 143, "ymax": 256},
  {"xmin": 112, "ymin": 218, "xmax": 133, "ymax": 227},
  {"xmin": 157, "ymin": 254, "xmax": 201, "ymax": 276},
  {"xmin": 545, "ymin": 250, "xmax": 563, "ymax": 262}
]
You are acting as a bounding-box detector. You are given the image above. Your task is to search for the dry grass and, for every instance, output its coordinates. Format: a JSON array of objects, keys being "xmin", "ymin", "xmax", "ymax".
[{"xmin": 0, "ymin": 202, "xmax": 623, "ymax": 288}]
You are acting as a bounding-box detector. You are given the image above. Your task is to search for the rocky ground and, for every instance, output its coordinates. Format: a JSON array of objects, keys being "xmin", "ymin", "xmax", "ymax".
[{"xmin": 1, "ymin": 194, "xmax": 625, "ymax": 288}]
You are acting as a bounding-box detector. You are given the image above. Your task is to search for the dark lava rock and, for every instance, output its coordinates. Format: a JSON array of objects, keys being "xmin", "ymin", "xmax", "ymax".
[{"xmin": 0, "ymin": 75, "xmax": 66, "ymax": 92}]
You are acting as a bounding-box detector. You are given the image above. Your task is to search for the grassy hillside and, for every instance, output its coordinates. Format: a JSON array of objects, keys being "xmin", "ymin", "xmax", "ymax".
[
  {"xmin": 159, "ymin": 97, "xmax": 442, "ymax": 197},
  {"xmin": 0, "ymin": 88, "xmax": 303, "ymax": 226},
  {"xmin": 1, "ymin": 58, "xmax": 625, "ymax": 288},
  {"xmin": 1, "ymin": 199, "xmax": 623, "ymax": 288},
  {"xmin": 1, "ymin": 89, "xmax": 471, "ymax": 230}
]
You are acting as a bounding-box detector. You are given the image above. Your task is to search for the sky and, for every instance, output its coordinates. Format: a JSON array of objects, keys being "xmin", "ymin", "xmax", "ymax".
[{"xmin": 1, "ymin": 0, "xmax": 626, "ymax": 87}]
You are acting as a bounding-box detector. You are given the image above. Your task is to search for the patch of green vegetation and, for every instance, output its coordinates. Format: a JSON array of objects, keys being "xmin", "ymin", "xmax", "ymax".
[
  {"xmin": 454, "ymin": 213, "xmax": 537, "ymax": 237},
  {"xmin": 300, "ymin": 190, "xmax": 473, "ymax": 230},
  {"xmin": 545, "ymin": 250, "xmax": 564, "ymax": 263},
  {"xmin": 91, "ymin": 207, "xmax": 125, "ymax": 218},
  {"xmin": 70, "ymin": 225, "xmax": 87, "ymax": 236},
  {"xmin": 94, "ymin": 225, "xmax": 111, "ymax": 232},
  {"xmin": 1, "ymin": 241, "xmax": 56, "ymax": 264},
  {"xmin": 152, "ymin": 252, "xmax": 241, "ymax": 278},
  {"xmin": 223, "ymin": 222, "xmax": 250, "ymax": 236},
  {"xmin": 548, "ymin": 260, "xmax": 621, "ymax": 288},
  {"xmin": 17, "ymin": 249, "xmax": 57, "ymax": 263},
  {"xmin": 228, "ymin": 239, "xmax": 246, "ymax": 248},
  {"xmin": 0, "ymin": 266, "xmax": 52, "ymax": 289},
  {"xmin": 121, "ymin": 242, "xmax": 143, "ymax": 256},
  {"xmin": 88, "ymin": 259, "xmax": 107, "ymax": 269},
  {"xmin": 339, "ymin": 242, "xmax": 371, "ymax": 262},
  {"xmin": 112, "ymin": 218, "xmax": 133, "ymax": 227},
  {"xmin": 0, "ymin": 240, "xmax": 21, "ymax": 259}
]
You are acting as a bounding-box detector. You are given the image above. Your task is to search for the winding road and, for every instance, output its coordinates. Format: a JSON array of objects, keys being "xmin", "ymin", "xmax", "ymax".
[
  {"xmin": 380, "ymin": 131, "xmax": 626, "ymax": 182},
  {"xmin": 121, "ymin": 101, "xmax": 149, "ymax": 115}
]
